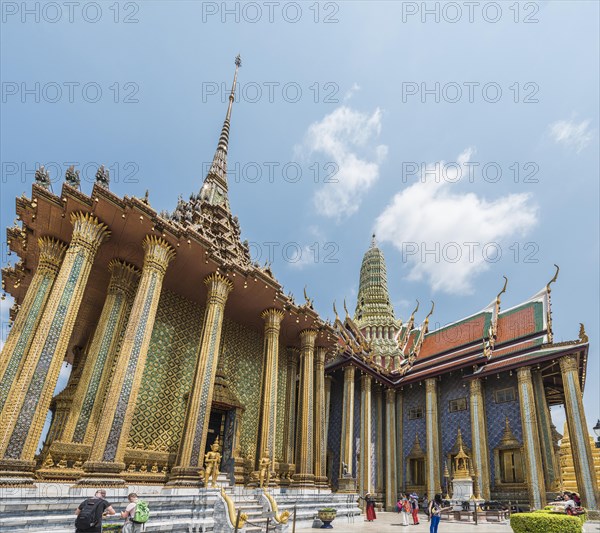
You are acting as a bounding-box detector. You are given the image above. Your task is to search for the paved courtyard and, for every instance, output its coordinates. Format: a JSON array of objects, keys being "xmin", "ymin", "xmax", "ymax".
[{"xmin": 320, "ymin": 511, "xmax": 600, "ymax": 533}]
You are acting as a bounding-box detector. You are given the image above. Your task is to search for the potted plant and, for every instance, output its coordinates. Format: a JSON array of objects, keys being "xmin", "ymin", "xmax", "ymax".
[{"xmin": 318, "ymin": 508, "xmax": 337, "ymax": 528}]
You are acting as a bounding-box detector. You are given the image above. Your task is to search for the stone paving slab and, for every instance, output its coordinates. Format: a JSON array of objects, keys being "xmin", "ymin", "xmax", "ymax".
[{"xmin": 316, "ymin": 513, "xmax": 600, "ymax": 533}]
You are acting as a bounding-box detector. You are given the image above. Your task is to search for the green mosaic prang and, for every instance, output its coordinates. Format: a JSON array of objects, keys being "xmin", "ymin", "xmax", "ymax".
[
  {"xmin": 128, "ymin": 289, "xmax": 203, "ymax": 453},
  {"xmin": 6, "ymin": 251, "xmax": 85, "ymax": 458},
  {"xmin": 0, "ymin": 276, "xmax": 52, "ymax": 413},
  {"xmin": 73, "ymin": 291, "xmax": 127, "ymax": 442}
]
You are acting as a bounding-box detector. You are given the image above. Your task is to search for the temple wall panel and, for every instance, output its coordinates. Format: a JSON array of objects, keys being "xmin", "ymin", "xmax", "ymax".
[
  {"xmin": 402, "ymin": 384, "xmax": 427, "ymax": 484},
  {"xmin": 327, "ymin": 372, "xmax": 343, "ymax": 490},
  {"xmin": 484, "ymin": 373, "xmax": 523, "ymax": 485},
  {"xmin": 219, "ymin": 316, "xmax": 263, "ymax": 461},
  {"xmin": 439, "ymin": 376, "xmax": 472, "ymax": 457},
  {"xmin": 127, "ymin": 289, "xmax": 204, "ymax": 453}
]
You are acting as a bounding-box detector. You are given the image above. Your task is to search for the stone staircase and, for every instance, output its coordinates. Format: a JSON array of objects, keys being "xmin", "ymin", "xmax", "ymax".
[{"xmin": 0, "ymin": 484, "xmax": 360, "ymax": 532}]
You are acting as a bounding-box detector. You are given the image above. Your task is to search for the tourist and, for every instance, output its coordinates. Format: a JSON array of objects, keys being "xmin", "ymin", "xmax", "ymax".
[
  {"xmin": 410, "ymin": 493, "xmax": 420, "ymax": 525},
  {"xmin": 428, "ymin": 494, "xmax": 445, "ymax": 533},
  {"xmin": 121, "ymin": 493, "xmax": 147, "ymax": 532},
  {"xmin": 400, "ymin": 493, "xmax": 411, "ymax": 526},
  {"xmin": 360, "ymin": 493, "xmax": 376, "ymax": 521},
  {"xmin": 573, "ymin": 492, "xmax": 581, "ymax": 506},
  {"xmin": 564, "ymin": 493, "xmax": 576, "ymax": 515},
  {"xmin": 423, "ymin": 495, "xmax": 430, "ymax": 518},
  {"xmin": 75, "ymin": 489, "xmax": 116, "ymax": 533}
]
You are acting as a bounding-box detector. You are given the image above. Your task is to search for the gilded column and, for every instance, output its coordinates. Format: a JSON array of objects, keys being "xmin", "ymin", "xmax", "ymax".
[
  {"xmin": 469, "ymin": 379, "xmax": 491, "ymax": 500},
  {"xmin": 313, "ymin": 346, "xmax": 327, "ymax": 486},
  {"xmin": 559, "ymin": 355, "xmax": 598, "ymax": 508},
  {"xmin": 425, "ymin": 378, "xmax": 442, "ymax": 499},
  {"xmin": 375, "ymin": 386, "xmax": 384, "ymax": 495},
  {"xmin": 517, "ymin": 366, "xmax": 547, "ymax": 509},
  {"xmin": 0, "ymin": 213, "xmax": 109, "ymax": 482},
  {"xmin": 339, "ymin": 365, "xmax": 355, "ymax": 483},
  {"xmin": 532, "ymin": 370, "xmax": 560, "ymax": 492},
  {"xmin": 385, "ymin": 389, "xmax": 397, "ymax": 511},
  {"xmin": 293, "ymin": 329, "xmax": 317, "ymax": 487},
  {"xmin": 0, "ymin": 237, "xmax": 66, "ymax": 414},
  {"xmin": 359, "ymin": 374, "xmax": 372, "ymax": 497},
  {"xmin": 324, "ymin": 374, "xmax": 332, "ymax": 473},
  {"xmin": 396, "ymin": 390, "xmax": 404, "ymax": 493},
  {"xmin": 59, "ymin": 260, "xmax": 139, "ymax": 447},
  {"xmin": 83, "ymin": 236, "xmax": 174, "ymax": 481},
  {"xmin": 282, "ymin": 348, "xmax": 299, "ymax": 466},
  {"xmin": 257, "ymin": 308, "xmax": 285, "ymax": 468},
  {"xmin": 168, "ymin": 272, "xmax": 233, "ymax": 485}
]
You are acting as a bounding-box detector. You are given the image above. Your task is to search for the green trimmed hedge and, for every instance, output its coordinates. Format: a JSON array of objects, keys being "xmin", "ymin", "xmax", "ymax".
[{"xmin": 510, "ymin": 511, "xmax": 584, "ymax": 533}]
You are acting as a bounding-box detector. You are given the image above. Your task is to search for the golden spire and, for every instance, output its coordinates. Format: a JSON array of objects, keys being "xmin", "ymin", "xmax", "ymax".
[{"xmin": 201, "ymin": 54, "xmax": 241, "ymax": 206}]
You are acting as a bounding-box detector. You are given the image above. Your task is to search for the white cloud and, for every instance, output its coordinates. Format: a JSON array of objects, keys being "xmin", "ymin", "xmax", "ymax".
[
  {"xmin": 549, "ymin": 118, "xmax": 595, "ymax": 153},
  {"xmin": 344, "ymin": 82, "xmax": 361, "ymax": 101},
  {"xmin": 375, "ymin": 148, "xmax": 539, "ymax": 295},
  {"xmin": 298, "ymin": 106, "xmax": 387, "ymax": 221}
]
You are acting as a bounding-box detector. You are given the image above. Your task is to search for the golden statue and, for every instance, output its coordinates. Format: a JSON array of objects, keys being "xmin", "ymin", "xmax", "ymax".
[
  {"xmin": 73, "ymin": 456, "xmax": 83, "ymax": 469},
  {"xmin": 204, "ymin": 436, "xmax": 222, "ymax": 488},
  {"xmin": 57, "ymin": 455, "xmax": 68, "ymax": 469},
  {"xmin": 127, "ymin": 462, "xmax": 136, "ymax": 472},
  {"xmin": 140, "ymin": 463, "xmax": 147, "ymax": 473},
  {"xmin": 258, "ymin": 452, "xmax": 271, "ymax": 488},
  {"xmin": 151, "ymin": 462, "xmax": 159, "ymax": 473},
  {"xmin": 42, "ymin": 454, "xmax": 54, "ymax": 469}
]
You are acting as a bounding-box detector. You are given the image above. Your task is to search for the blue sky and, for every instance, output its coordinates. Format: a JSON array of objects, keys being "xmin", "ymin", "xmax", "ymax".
[{"xmin": 1, "ymin": 1, "xmax": 598, "ymax": 440}]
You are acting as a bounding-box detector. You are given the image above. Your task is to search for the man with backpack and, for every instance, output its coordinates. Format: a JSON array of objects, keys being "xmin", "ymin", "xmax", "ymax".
[
  {"xmin": 75, "ymin": 489, "xmax": 115, "ymax": 533},
  {"xmin": 121, "ymin": 492, "xmax": 150, "ymax": 532}
]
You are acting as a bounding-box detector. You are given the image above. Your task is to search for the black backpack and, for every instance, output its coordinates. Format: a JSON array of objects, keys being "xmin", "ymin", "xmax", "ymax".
[{"xmin": 75, "ymin": 498, "xmax": 103, "ymax": 530}]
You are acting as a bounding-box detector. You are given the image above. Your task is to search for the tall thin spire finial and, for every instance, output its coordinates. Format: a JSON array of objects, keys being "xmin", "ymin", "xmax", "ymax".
[
  {"xmin": 201, "ymin": 55, "xmax": 242, "ymax": 206},
  {"xmin": 370, "ymin": 233, "xmax": 376, "ymax": 248}
]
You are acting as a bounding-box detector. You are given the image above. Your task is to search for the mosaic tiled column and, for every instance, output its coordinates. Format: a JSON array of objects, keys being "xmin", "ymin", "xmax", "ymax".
[
  {"xmin": 282, "ymin": 348, "xmax": 299, "ymax": 466},
  {"xmin": 257, "ymin": 308, "xmax": 285, "ymax": 469},
  {"xmin": 385, "ymin": 389, "xmax": 397, "ymax": 511},
  {"xmin": 396, "ymin": 390, "xmax": 404, "ymax": 492},
  {"xmin": 59, "ymin": 260, "xmax": 139, "ymax": 449},
  {"xmin": 469, "ymin": 378, "xmax": 491, "ymax": 500},
  {"xmin": 83, "ymin": 236, "xmax": 174, "ymax": 482},
  {"xmin": 359, "ymin": 374, "xmax": 373, "ymax": 498},
  {"xmin": 324, "ymin": 374, "xmax": 332, "ymax": 470},
  {"xmin": 313, "ymin": 346, "xmax": 327, "ymax": 487},
  {"xmin": 559, "ymin": 355, "xmax": 599, "ymax": 508},
  {"xmin": 532, "ymin": 370, "xmax": 560, "ymax": 492},
  {"xmin": 339, "ymin": 365, "xmax": 355, "ymax": 482},
  {"xmin": 293, "ymin": 329, "xmax": 317, "ymax": 487},
  {"xmin": 168, "ymin": 272, "xmax": 233, "ymax": 486},
  {"xmin": 375, "ymin": 386, "xmax": 384, "ymax": 495},
  {"xmin": 425, "ymin": 378, "xmax": 442, "ymax": 499},
  {"xmin": 0, "ymin": 237, "xmax": 66, "ymax": 414},
  {"xmin": 517, "ymin": 366, "xmax": 546, "ymax": 509},
  {"xmin": 0, "ymin": 214, "xmax": 109, "ymax": 484}
]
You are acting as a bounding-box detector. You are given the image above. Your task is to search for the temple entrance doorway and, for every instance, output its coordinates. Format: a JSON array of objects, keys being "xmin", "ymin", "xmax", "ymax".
[{"xmin": 205, "ymin": 408, "xmax": 227, "ymax": 457}]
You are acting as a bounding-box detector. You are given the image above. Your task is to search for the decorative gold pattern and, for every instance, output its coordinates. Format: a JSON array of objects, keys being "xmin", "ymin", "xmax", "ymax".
[
  {"xmin": 0, "ymin": 213, "xmax": 109, "ymax": 465},
  {"xmin": 516, "ymin": 366, "xmax": 546, "ymax": 509},
  {"xmin": 85, "ymin": 236, "xmax": 174, "ymax": 472}
]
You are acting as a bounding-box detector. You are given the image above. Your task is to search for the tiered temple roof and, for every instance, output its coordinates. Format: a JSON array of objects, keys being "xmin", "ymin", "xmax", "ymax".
[{"xmin": 328, "ymin": 243, "xmax": 589, "ymax": 404}]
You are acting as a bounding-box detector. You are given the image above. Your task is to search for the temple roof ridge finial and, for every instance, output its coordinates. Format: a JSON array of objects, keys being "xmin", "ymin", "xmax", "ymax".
[{"xmin": 370, "ymin": 233, "xmax": 377, "ymax": 248}]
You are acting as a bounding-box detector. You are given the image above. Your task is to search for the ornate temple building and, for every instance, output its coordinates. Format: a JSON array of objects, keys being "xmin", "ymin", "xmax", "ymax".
[{"xmin": 0, "ymin": 57, "xmax": 597, "ymax": 522}]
